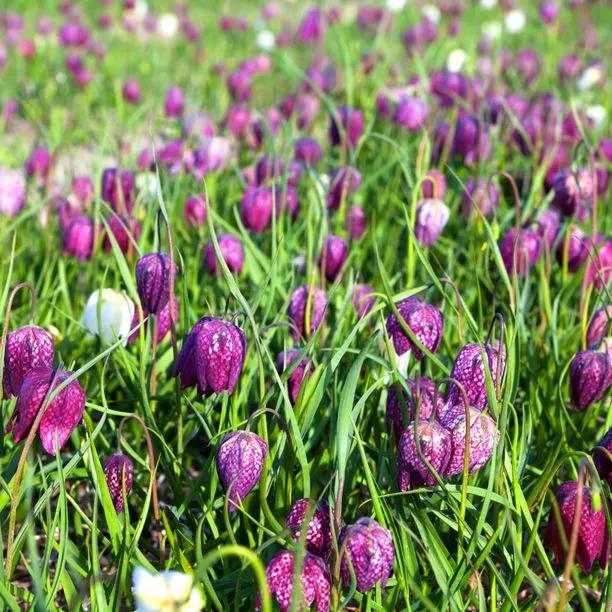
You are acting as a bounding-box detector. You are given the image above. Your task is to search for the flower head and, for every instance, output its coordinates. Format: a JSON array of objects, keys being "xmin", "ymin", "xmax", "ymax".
[
  {"xmin": 82, "ymin": 288, "xmax": 135, "ymax": 345},
  {"xmin": 286, "ymin": 498, "xmax": 332, "ymax": 558},
  {"xmin": 0, "ymin": 168, "xmax": 26, "ymax": 217},
  {"xmin": 415, "ymin": 198, "xmax": 450, "ymax": 247},
  {"xmin": 276, "ymin": 349, "xmax": 310, "ymax": 404},
  {"xmin": 288, "ymin": 285, "xmax": 328, "ymax": 341},
  {"xmin": 136, "ymin": 252, "xmax": 177, "ymax": 315},
  {"xmin": 568, "ymin": 349, "xmax": 612, "ymax": 411},
  {"xmin": 204, "ymin": 234, "xmax": 244, "ymax": 276},
  {"xmin": 104, "ymin": 453, "xmax": 134, "ymax": 513},
  {"xmin": 132, "ymin": 567, "xmax": 204, "ymax": 612}
]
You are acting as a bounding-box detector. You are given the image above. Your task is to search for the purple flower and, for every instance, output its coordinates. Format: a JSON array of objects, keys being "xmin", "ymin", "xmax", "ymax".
[
  {"xmin": 102, "ymin": 214, "xmax": 141, "ymax": 254},
  {"xmin": 25, "ymin": 147, "xmax": 51, "ymax": 180},
  {"xmin": 499, "ymin": 228, "xmax": 542, "ymax": 276},
  {"xmin": 164, "ymin": 85, "xmax": 184, "ymax": 118},
  {"xmin": 394, "ymin": 97, "xmax": 428, "ymax": 132},
  {"xmin": 443, "ymin": 407, "xmax": 499, "ymax": 477},
  {"xmin": 3, "ymin": 326, "xmax": 55, "ymax": 398},
  {"xmin": 286, "ymin": 498, "xmax": 332, "ymax": 558},
  {"xmin": 297, "ymin": 7, "xmax": 325, "ymax": 44},
  {"xmin": 8, "ymin": 366, "xmax": 86, "ymax": 455},
  {"xmin": 346, "ymin": 205, "xmax": 367, "ymax": 241},
  {"xmin": 586, "ymin": 306, "xmax": 612, "ymax": 349},
  {"xmin": 552, "ymin": 169, "xmax": 594, "ymax": 220},
  {"xmin": 340, "ymin": 517, "xmax": 394, "ymax": 593},
  {"xmin": 136, "ymin": 252, "xmax": 177, "ymax": 315},
  {"xmin": 183, "ymin": 195, "xmax": 207, "ymax": 229},
  {"xmin": 515, "ymin": 49, "xmax": 541, "ymax": 85},
  {"xmin": 461, "ymin": 178, "xmax": 499, "ymax": 218},
  {"xmin": 352, "ymin": 284, "xmax": 376, "ymax": 320},
  {"xmin": 320, "ymin": 236, "xmax": 348, "ymax": 282},
  {"xmin": 255, "ymin": 155, "xmax": 283, "ymax": 186},
  {"xmin": 415, "ymin": 198, "xmax": 450, "ymax": 247},
  {"xmin": 62, "ymin": 215, "xmax": 95, "ymax": 261},
  {"xmin": 241, "ymin": 186, "xmax": 274, "ymax": 234},
  {"xmin": 173, "ymin": 317, "xmax": 246, "ymax": 396},
  {"xmin": 534, "ymin": 208, "xmax": 561, "ymax": 250},
  {"xmin": 386, "ymin": 296, "xmax": 443, "ymax": 360},
  {"xmin": 276, "ymin": 349, "xmax": 310, "ymax": 404},
  {"xmin": 0, "ymin": 168, "xmax": 26, "ymax": 216},
  {"xmin": 445, "ymin": 343, "xmax": 506, "ymax": 412},
  {"xmin": 430, "ymin": 71, "xmax": 469, "ymax": 108},
  {"xmin": 386, "ymin": 376, "xmax": 444, "ymax": 440},
  {"xmin": 72, "ymin": 176, "xmax": 94, "ymax": 207},
  {"xmin": 568, "ymin": 349, "xmax": 612, "ymax": 411},
  {"xmin": 258, "ymin": 551, "xmax": 331, "ymax": 612},
  {"xmin": 216, "ymin": 430, "xmax": 267, "ymax": 509},
  {"xmin": 327, "ymin": 166, "xmax": 361, "ymax": 211},
  {"xmin": 122, "ymin": 79, "xmax": 140, "ymax": 104},
  {"xmin": 103, "ymin": 453, "xmax": 134, "ymax": 513},
  {"xmin": 288, "ymin": 285, "xmax": 328, "ymax": 341},
  {"xmin": 226, "ymin": 69, "xmax": 251, "ymax": 102},
  {"xmin": 555, "ymin": 225, "xmax": 589, "ymax": 272},
  {"xmin": 585, "ymin": 236, "xmax": 612, "ymax": 289},
  {"xmin": 544, "ymin": 481, "xmax": 609, "ymax": 573},
  {"xmin": 101, "ymin": 168, "xmax": 135, "ymax": 215},
  {"xmin": 204, "ymin": 234, "xmax": 244, "ymax": 276},
  {"xmin": 398, "ymin": 420, "xmax": 452, "ymax": 489},
  {"xmin": 329, "ymin": 105, "xmax": 363, "ymax": 149},
  {"xmin": 558, "ymin": 54, "xmax": 581, "ymax": 82},
  {"xmin": 295, "ymin": 138, "xmax": 323, "ymax": 165},
  {"xmin": 540, "ymin": 0, "xmax": 559, "ymax": 23},
  {"xmin": 422, "ymin": 169, "xmax": 446, "ymax": 199},
  {"xmin": 593, "ymin": 429, "xmax": 612, "ymax": 486}
]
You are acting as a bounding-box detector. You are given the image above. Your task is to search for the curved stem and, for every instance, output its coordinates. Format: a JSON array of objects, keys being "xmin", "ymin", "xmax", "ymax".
[
  {"xmin": 246, "ymin": 408, "xmax": 287, "ymax": 434},
  {"xmin": 488, "ymin": 170, "xmax": 521, "ymax": 229}
]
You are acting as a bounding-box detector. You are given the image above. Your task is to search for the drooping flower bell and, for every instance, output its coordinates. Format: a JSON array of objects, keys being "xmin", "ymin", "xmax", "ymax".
[
  {"xmin": 173, "ymin": 317, "xmax": 246, "ymax": 396},
  {"xmin": 586, "ymin": 306, "xmax": 612, "ymax": 349},
  {"xmin": 346, "ymin": 205, "xmax": 367, "ymax": 241},
  {"xmin": 414, "ymin": 198, "xmax": 450, "ymax": 247},
  {"xmin": 340, "ymin": 517, "xmax": 395, "ymax": 593},
  {"xmin": 568, "ymin": 349, "xmax": 612, "ymax": 411},
  {"xmin": 552, "ymin": 169, "xmax": 594, "ymax": 220},
  {"xmin": 534, "ymin": 207, "xmax": 561, "ymax": 250},
  {"xmin": 329, "ymin": 105, "xmax": 363, "ymax": 149},
  {"xmin": 0, "ymin": 167, "xmax": 26, "ymax": 217},
  {"xmin": 216, "ymin": 430, "xmax": 267, "ymax": 509},
  {"xmin": 25, "ymin": 146, "xmax": 51, "ymax": 182},
  {"xmin": 327, "ymin": 166, "xmax": 361, "ymax": 211},
  {"xmin": 461, "ymin": 178, "xmax": 499, "ymax": 218},
  {"xmin": 499, "ymin": 227, "xmax": 542, "ymax": 276},
  {"xmin": 285, "ymin": 498, "xmax": 332, "ymax": 558},
  {"xmin": 294, "ymin": 137, "xmax": 323, "ymax": 166},
  {"xmin": 122, "ymin": 78, "xmax": 141, "ymax": 104},
  {"xmin": 101, "ymin": 167, "xmax": 135, "ymax": 215},
  {"xmin": 183, "ymin": 194, "xmax": 207, "ymax": 228},
  {"xmin": 394, "ymin": 96, "xmax": 429, "ymax": 132},
  {"xmin": 288, "ymin": 285, "xmax": 328, "ymax": 341},
  {"xmin": 555, "ymin": 225, "xmax": 589, "ymax": 272},
  {"xmin": 398, "ymin": 420, "xmax": 452, "ymax": 489},
  {"xmin": 204, "ymin": 234, "xmax": 244, "ymax": 276},
  {"xmin": 320, "ymin": 235, "xmax": 348, "ymax": 282},
  {"xmin": 135, "ymin": 252, "xmax": 177, "ymax": 315},
  {"xmin": 421, "ymin": 169, "xmax": 446, "ymax": 199},
  {"xmin": 103, "ymin": 453, "xmax": 134, "ymax": 513},
  {"xmin": 102, "ymin": 214, "xmax": 141, "ymax": 254},
  {"xmin": 386, "ymin": 296, "xmax": 443, "ymax": 360},
  {"xmin": 593, "ymin": 428, "xmax": 612, "ymax": 485},
  {"xmin": 352, "ymin": 284, "xmax": 376, "ymax": 319},
  {"xmin": 276, "ymin": 349, "xmax": 310, "ymax": 404},
  {"xmin": 82, "ymin": 288, "xmax": 135, "ymax": 346},
  {"xmin": 297, "ymin": 7, "xmax": 325, "ymax": 44},
  {"xmin": 7, "ymin": 366, "xmax": 86, "ymax": 455},
  {"xmin": 241, "ymin": 186, "xmax": 274, "ymax": 234},
  {"xmin": 3, "ymin": 325, "xmax": 55, "ymax": 398},
  {"xmin": 544, "ymin": 481, "xmax": 609, "ymax": 573},
  {"xmin": 61, "ymin": 215, "xmax": 95, "ymax": 261},
  {"xmin": 164, "ymin": 85, "xmax": 184, "ymax": 118},
  {"xmin": 257, "ymin": 551, "xmax": 331, "ymax": 612}
]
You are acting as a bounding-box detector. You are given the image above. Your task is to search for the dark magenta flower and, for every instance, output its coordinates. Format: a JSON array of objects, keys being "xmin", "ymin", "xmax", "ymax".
[
  {"xmin": 430, "ymin": 71, "xmax": 469, "ymax": 108},
  {"xmin": 122, "ymin": 79, "xmax": 140, "ymax": 104},
  {"xmin": 216, "ymin": 430, "xmax": 267, "ymax": 509},
  {"xmin": 422, "ymin": 169, "xmax": 446, "ymax": 199},
  {"xmin": 415, "ymin": 198, "xmax": 450, "ymax": 247},
  {"xmin": 276, "ymin": 349, "xmax": 310, "ymax": 404},
  {"xmin": 320, "ymin": 235, "xmax": 348, "ymax": 282},
  {"xmin": 204, "ymin": 234, "xmax": 244, "ymax": 276},
  {"xmin": 394, "ymin": 97, "xmax": 429, "ymax": 132},
  {"xmin": 540, "ymin": 0, "xmax": 559, "ymax": 23},
  {"xmin": 568, "ymin": 349, "xmax": 611, "ymax": 411},
  {"xmin": 183, "ymin": 195, "xmax": 207, "ymax": 228},
  {"xmin": 241, "ymin": 186, "xmax": 274, "ymax": 233},
  {"xmin": 3, "ymin": 326, "xmax": 55, "ymax": 398},
  {"xmin": 461, "ymin": 178, "xmax": 499, "ymax": 218},
  {"xmin": 585, "ymin": 236, "xmax": 612, "ymax": 289},
  {"xmin": 101, "ymin": 167, "xmax": 135, "ymax": 215},
  {"xmin": 258, "ymin": 550, "xmax": 331, "ymax": 612},
  {"xmin": 544, "ymin": 481, "xmax": 609, "ymax": 573},
  {"xmin": 327, "ymin": 166, "xmax": 361, "ymax": 211},
  {"xmin": 25, "ymin": 147, "xmax": 51, "ymax": 180},
  {"xmin": 61, "ymin": 215, "xmax": 95, "ymax": 261},
  {"xmin": 102, "ymin": 214, "xmax": 140, "ymax": 254},
  {"xmin": 295, "ymin": 138, "xmax": 323, "ymax": 165},
  {"xmin": 7, "ymin": 366, "xmax": 86, "ymax": 455},
  {"xmin": 586, "ymin": 306, "xmax": 612, "ymax": 349},
  {"xmin": 552, "ymin": 169, "xmax": 594, "ymax": 220},
  {"xmin": 288, "ymin": 285, "xmax": 327, "ymax": 341},
  {"xmin": 72, "ymin": 175, "xmax": 94, "ymax": 208},
  {"xmin": 173, "ymin": 317, "xmax": 246, "ymax": 396},
  {"xmin": 515, "ymin": 49, "xmax": 541, "ymax": 85},
  {"xmin": 226, "ymin": 69, "xmax": 252, "ymax": 102},
  {"xmin": 164, "ymin": 85, "xmax": 184, "ymax": 118},
  {"xmin": 329, "ymin": 105, "xmax": 363, "ymax": 149},
  {"xmin": 534, "ymin": 208, "xmax": 561, "ymax": 250},
  {"xmin": 340, "ymin": 517, "xmax": 394, "ymax": 593},
  {"xmin": 297, "ymin": 7, "xmax": 325, "ymax": 44},
  {"xmin": 398, "ymin": 420, "xmax": 452, "ymax": 489},
  {"xmin": 136, "ymin": 253, "xmax": 177, "ymax": 315},
  {"xmin": 558, "ymin": 54, "xmax": 581, "ymax": 82},
  {"xmin": 352, "ymin": 284, "xmax": 376, "ymax": 320},
  {"xmin": 446, "ymin": 343, "xmax": 506, "ymax": 411},
  {"xmin": 286, "ymin": 498, "xmax": 332, "ymax": 558},
  {"xmin": 103, "ymin": 453, "xmax": 134, "ymax": 513},
  {"xmin": 555, "ymin": 225, "xmax": 589, "ymax": 272},
  {"xmin": 593, "ymin": 429, "xmax": 612, "ymax": 485},
  {"xmin": 499, "ymin": 228, "xmax": 542, "ymax": 276},
  {"xmin": 346, "ymin": 205, "xmax": 367, "ymax": 241},
  {"xmin": 255, "ymin": 155, "xmax": 283, "ymax": 186},
  {"xmin": 386, "ymin": 296, "xmax": 443, "ymax": 360}
]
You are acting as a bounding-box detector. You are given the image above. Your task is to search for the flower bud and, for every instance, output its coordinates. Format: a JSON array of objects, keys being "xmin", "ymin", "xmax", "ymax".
[
  {"xmin": 204, "ymin": 234, "xmax": 244, "ymax": 276},
  {"xmin": 394, "ymin": 96, "xmax": 429, "ymax": 132},
  {"xmin": 499, "ymin": 227, "xmax": 542, "ymax": 276},
  {"xmin": 415, "ymin": 198, "xmax": 450, "ymax": 247},
  {"xmin": 286, "ymin": 498, "xmax": 332, "ymax": 558},
  {"xmin": 568, "ymin": 349, "xmax": 612, "ymax": 411},
  {"xmin": 103, "ymin": 453, "xmax": 134, "ymax": 513},
  {"xmin": 586, "ymin": 306, "xmax": 612, "ymax": 349},
  {"xmin": 552, "ymin": 169, "xmax": 594, "ymax": 220},
  {"xmin": 327, "ymin": 166, "xmax": 361, "ymax": 211},
  {"xmin": 62, "ymin": 215, "xmax": 95, "ymax": 261},
  {"xmin": 297, "ymin": 7, "xmax": 325, "ymax": 44},
  {"xmin": 25, "ymin": 147, "xmax": 51, "ymax": 181},
  {"xmin": 329, "ymin": 105, "xmax": 363, "ymax": 149},
  {"xmin": 288, "ymin": 285, "xmax": 327, "ymax": 340},
  {"xmin": 122, "ymin": 79, "xmax": 140, "ymax": 104},
  {"xmin": 164, "ymin": 85, "xmax": 184, "ymax": 118},
  {"xmin": 82, "ymin": 289, "xmax": 135, "ymax": 345},
  {"xmin": 555, "ymin": 225, "xmax": 589, "ymax": 272},
  {"xmin": 276, "ymin": 349, "xmax": 310, "ymax": 404},
  {"xmin": 241, "ymin": 186, "xmax": 274, "ymax": 234},
  {"xmin": 101, "ymin": 167, "xmax": 135, "ymax": 215},
  {"xmin": 422, "ymin": 169, "xmax": 446, "ymax": 199},
  {"xmin": 593, "ymin": 428, "xmax": 612, "ymax": 485},
  {"xmin": 320, "ymin": 235, "xmax": 348, "ymax": 282},
  {"xmin": 294, "ymin": 138, "xmax": 322, "ymax": 165},
  {"xmin": 346, "ymin": 205, "xmax": 367, "ymax": 241},
  {"xmin": 352, "ymin": 284, "xmax": 376, "ymax": 319},
  {"xmin": 102, "ymin": 214, "xmax": 141, "ymax": 254},
  {"xmin": 135, "ymin": 252, "xmax": 177, "ymax": 315}
]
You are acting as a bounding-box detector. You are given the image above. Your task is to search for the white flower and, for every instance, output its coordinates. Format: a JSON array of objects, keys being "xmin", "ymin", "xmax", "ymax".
[
  {"xmin": 133, "ymin": 567, "xmax": 204, "ymax": 612},
  {"xmin": 157, "ymin": 13, "xmax": 179, "ymax": 39},
  {"xmin": 447, "ymin": 49, "xmax": 467, "ymax": 73},
  {"xmin": 577, "ymin": 65, "xmax": 604, "ymax": 91},
  {"xmin": 132, "ymin": 0, "xmax": 149, "ymax": 21},
  {"xmin": 136, "ymin": 172, "xmax": 161, "ymax": 199},
  {"xmin": 386, "ymin": 0, "xmax": 407, "ymax": 13},
  {"xmin": 482, "ymin": 21, "xmax": 502, "ymax": 40},
  {"xmin": 82, "ymin": 289, "xmax": 135, "ymax": 345},
  {"xmin": 256, "ymin": 29, "xmax": 275, "ymax": 51},
  {"xmin": 396, "ymin": 350, "xmax": 411, "ymax": 378},
  {"xmin": 585, "ymin": 104, "xmax": 606, "ymax": 128},
  {"xmin": 504, "ymin": 9, "xmax": 526, "ymax": 34},
  {"xmin": 421, "ymin": 4, "xmax": 441, "ymax": 23},
  {"xmin": 479, "ymin": 0, "xmax": 497, "ymax": 8}
]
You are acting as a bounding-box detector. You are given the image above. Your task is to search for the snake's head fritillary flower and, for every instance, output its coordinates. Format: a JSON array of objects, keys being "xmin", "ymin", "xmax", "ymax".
[
  {"xmin": 204, "ymin": 234, "xmax": 244, "ymax": 276},
  {"xmin": 82, "ymin": 289, "xmax": 135, "ymax": 345},
  {"xmin": 398, "ymin": 420, "xmax": 452, "ymax": 489},
  {"xmin": 8, "ymin": 366, "xmax": 86, "ymax": 455},
  {"xmin": 288, "ymin": 285, "xmax": 328, "ymax": 341},
  {"xmin": 515, "ymin": 49, "xmax": 541, "ymax": 85},
  {"xmin": 173, "ymin": 317, "xmax": 246, "ymax": 396},
  {"xmin": 568, "ymin": 349, "xmax": 612, "ymax": 411},
  {"xmin": 346, "ymin": 205, "xmax": 367, "ymax": 242},
  {"xmin": 101, "ymin": 167, "xmax": 135, "ymax": 215},
  {"xmin": 216, "ymin": 430, "xmax": 267, "ymax": 510},
  {"xmin": 257, "ymin": 550, "xmax": 331, "ymax": 612},
  {"xmin": 593, "ymin": 428, "xmax": 612, "ymax": 486},
  {"xmin": 71, "ymin": 175, "xmax": 94, "ymax": 208},
  {"xmin": 394, "ymin": 96, "xmax": 429, "ymax": 132},
  {"xmin": 386, "ymin": 296, "xmax": 443, "ymax": 360},
  {"xmin": 103, "ymin": 453, "xmax": 134, "ymax": 513},
  {"xmin": 499, "ymin": 227, "xmax": 542, "ymax": 276},
  {"xmin": 61, "ymin": 215, "xmax": 95, "ymax": 261},
  {"xmin": 534, "ymin": 208, "xmax": 561, "ymax": 250},
  {"xmin": 415, "ymin": 198, "xmax": 450, "ymax": 247},
  {"xmin": 136, "ymin": 252, "xmax": 177, "ymax": 315},
  {"xmin": 544, "ymin": 481, "xmax": 609, "ymax": 573},
  {"xmin": 132, "ymin": 567, "xmax": 204, "ymax": 612},
  {"xmin": 586, "ymin": 306, "xmax": 612, "ymax": 349},
  {"xmin": 327, "ymin": 166, "xmax": 361, "ymax": 211},
  {"xmin": 552, "ymin": 169, "xmax": 594, "ymax": 220},
  {"xmin": 286, "ymin": 498, "xmax": 332, "ymax": 558},
  {"xmin": 540, "ymin": 0, "xmax": 559, "ymax": 23},
  {"xmin": 421, "ymin": 169, "xmax": 446, "ymax": 199},
  {"xmin": 164, "ymin": 85, "xmax": 184, "ymax": 118},
  {"xmin": 297, "ymin": 7, "xmax": 325, "ymax": 44},
  {"xmin": 340, "ymin": 517, "xmax": 395, "ymax": 593},
  {"xmin": 585, "ymin": 236, "xmax": 612, "ymax": 289},
  {"xmin": 276, "ymin": 349, "xmax": 310, "ymax": 404},
  {"xmin": 25, "ymin": 147, "xmax": 51, "ymax": 181},
  {"xmin": 122, "ymin": 78, "xmax": 141, "ymax": 104},
  {"xmin": 3, "ymin": 326, "xmax": 55, "ymax": 398},
  {"xmin": 461, "ymin": 178, "xmax": 499, "ymax": 218},
  {"xmin": 320, "ymin": 235, "xmax": 348, "ymax": 283},
  {"xmin": 329, "ymin": 105, "xmax": 363, "ymax": 149},
  {"xmin": 241, "ymin": 186, "xmax": 274, "ymax": 233},
  {"xmin": 0, "ymin": 167, "xmax": 26, "ymax": 217},
  {"xmin": 103, "ymin": 214, "xmax": 141, "ymax": 254},
  {"xmin": 254, "ymin": 155, "xmax": 283, "ymax": 186},
  {"xmin": 558, "ymin": 54, "xmax": 581, "ymax": 82},
  {"xmin": 153, "ymin": 297, "xmax": 179, "ymax": 344},
  {"xmin": 295, "ymin": 138, "xmax": 323, "ymax": 166},
  {"xmin": 226, "ymin": 69, "xmax": 252, "ymax": 103},
  {"xmin": 386, "ymin": 376, "xmax": 444, "ymax": 440},
  {"xmin": 555, "ymin": 225, "xmax": 589, "ymax": 272},
  {"xmin": 352, "ymin": 284, "xmax": 376, "ymax": 320},
  {"xmin": 442, "ymin": 407, "xmax": 499, "ymax": 476}
]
